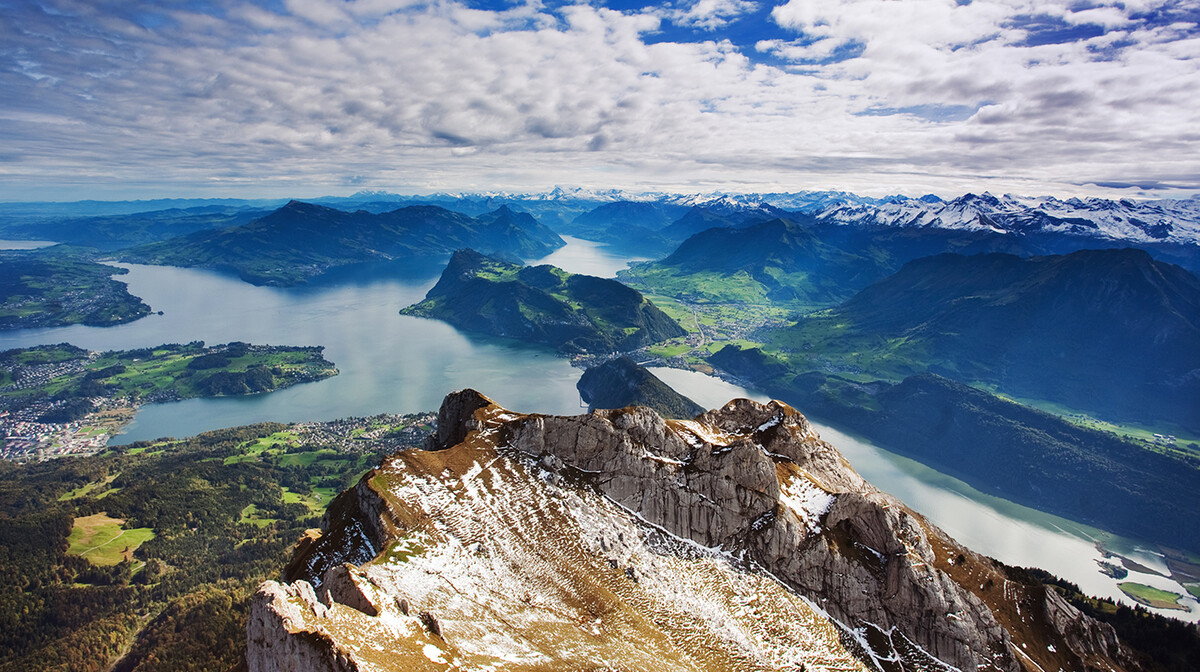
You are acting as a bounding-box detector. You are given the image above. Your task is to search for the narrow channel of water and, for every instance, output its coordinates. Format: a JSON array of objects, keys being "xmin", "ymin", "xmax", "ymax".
[{"xmin": 647, "ymin": 366, "xmax": 1200, "ymax": 622}]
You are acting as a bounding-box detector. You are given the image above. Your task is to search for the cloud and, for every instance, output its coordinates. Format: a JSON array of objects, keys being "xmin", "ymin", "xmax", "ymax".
[
  {"xmin": 0, "ymin": 0, "xmax": 1197, "ymax": 200},
  {"xmin": 661, "ymin": 0, "xmax": 759, "ymax": 31}
]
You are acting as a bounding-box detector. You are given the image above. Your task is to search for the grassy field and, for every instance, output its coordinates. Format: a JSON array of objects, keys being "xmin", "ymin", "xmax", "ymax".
[
  {"xmin": 282, "ymin": 486, "xmax": 339, "ymax": 515},
  {"xmin": 223, "ymin": 430, "xmax": 300, "ymax": 464},
  {"xmin": 58, "ymin": 473, "xmax": 120, "ymax": 501},
  {"xmin": 975, "ymin": 385, "xmax": 1200, "ymax": 460},
  {"xmin": 624, "ymin": 268, "xmax": 773, "ymax": 305},
  {"xmin": 0, "ymin": 343, "xmax": 337, "ymax": 412},
  {"xmin": 238, "ymin": 504, "xmax": 278, "ymax": 528},
  {"xmin": 66, "ymin": 512, "xmax": 156, "ymax": 566},
  {"xmin": 1117, "ymin": 582, "xmax": 1187, "ymax": 611}
]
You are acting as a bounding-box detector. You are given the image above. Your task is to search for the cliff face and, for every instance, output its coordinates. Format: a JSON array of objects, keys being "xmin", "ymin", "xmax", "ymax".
[{"xmin": 249, "ymin": 390, "xmax": 1144, "ymax": 672}]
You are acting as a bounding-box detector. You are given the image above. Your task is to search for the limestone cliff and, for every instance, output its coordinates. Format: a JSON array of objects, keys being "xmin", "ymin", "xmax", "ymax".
[{"xmin": 249, "ymin": 390, "xmax": 1145, "ymax": 672}]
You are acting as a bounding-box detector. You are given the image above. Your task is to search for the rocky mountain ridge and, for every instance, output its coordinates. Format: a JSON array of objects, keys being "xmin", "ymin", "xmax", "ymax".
[{"xmin": 248, "ymin": 390, "xmax": 1145, "ymax": 672}]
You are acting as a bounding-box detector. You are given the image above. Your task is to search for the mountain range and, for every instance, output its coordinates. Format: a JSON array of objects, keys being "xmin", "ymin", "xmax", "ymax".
[
  {"xmin": 7, "ymin": 187, "xmax": 1198, "ymax": 253},
  {"xmin": 119, "ymin": 202, "xmax": 565, "ymax": 286},
  {"xmin": 787, "ymin": 248, "xmax": 1200, "ymax": 429}
]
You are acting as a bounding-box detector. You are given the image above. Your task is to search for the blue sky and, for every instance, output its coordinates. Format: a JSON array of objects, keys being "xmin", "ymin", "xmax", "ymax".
[{"xmin": 1, "ymin": 0, "xmax": 1198, "ymax": 201}]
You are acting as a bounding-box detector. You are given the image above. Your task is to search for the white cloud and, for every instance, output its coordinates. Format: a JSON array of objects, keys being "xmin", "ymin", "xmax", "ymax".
[
  {"xmin": 664, "ymin": 0, "xmax": 759, "ymax": 31},
  {"xmin": 0, "ymin": 0, "xmax": 1197, "ymax": 200}
]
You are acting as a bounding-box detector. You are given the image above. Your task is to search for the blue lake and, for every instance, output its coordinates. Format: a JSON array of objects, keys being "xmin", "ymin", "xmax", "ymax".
[{"xmin": 1, "ymin": 238, "xmax": 1194, "ymax": 620}]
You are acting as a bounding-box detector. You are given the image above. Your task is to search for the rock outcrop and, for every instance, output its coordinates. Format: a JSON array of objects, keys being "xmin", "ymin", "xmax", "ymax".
[
  {"xmin": 576, "ymin": 356, "xmax": 705, "ymax": 418},
  {"xmin": 250, "ymin": 390, "xmax": 1146, "ymax": 672}
]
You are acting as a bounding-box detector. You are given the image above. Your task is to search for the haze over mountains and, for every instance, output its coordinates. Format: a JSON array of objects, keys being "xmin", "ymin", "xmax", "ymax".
[
  {"xmin": 825, "ymin": 248, "xmax": 1200, "ymax": 427},
  {"xmin": 120, "ymin": 201, "xmax": 565, "ymax": 286}
]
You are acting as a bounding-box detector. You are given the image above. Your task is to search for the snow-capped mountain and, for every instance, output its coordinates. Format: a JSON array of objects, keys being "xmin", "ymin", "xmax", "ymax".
[
  {"xmin": 317, "ymin": 187, "xmax": 1200, "ymax": 246},
  {"xmin": 801, "ymin": 192, "xmax": 1200, "ymax": 245}
]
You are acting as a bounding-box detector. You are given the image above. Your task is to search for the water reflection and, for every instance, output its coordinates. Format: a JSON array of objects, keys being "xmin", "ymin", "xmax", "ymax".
[
  {"xmin": 529, "ymin": 235, "xmax": 651, "ymax": 278},
  {"xmin": 0, "ymin": 239, "xmax": 57, "ymax": 250}
]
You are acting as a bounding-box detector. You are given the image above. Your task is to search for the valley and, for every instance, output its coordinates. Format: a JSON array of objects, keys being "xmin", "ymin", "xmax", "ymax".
[{"xmin": 2, "ymin": 192, "xmax": 1199, "ymax": 670}]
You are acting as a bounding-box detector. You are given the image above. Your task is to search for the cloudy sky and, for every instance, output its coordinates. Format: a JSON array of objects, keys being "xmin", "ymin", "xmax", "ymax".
[{"xmin": 2, "ymin": 0, "xmax": 1199, "ymax": 201}]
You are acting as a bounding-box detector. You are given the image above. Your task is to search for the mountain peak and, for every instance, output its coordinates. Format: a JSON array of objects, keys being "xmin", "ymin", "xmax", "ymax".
[{"xmin": 250, "ymin": 391, "xmax": 1137, "ymax": 672}]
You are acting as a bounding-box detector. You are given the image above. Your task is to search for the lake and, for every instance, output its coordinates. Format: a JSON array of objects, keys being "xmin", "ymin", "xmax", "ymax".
[
  {"xmin": 0, "ymin": 239, "xmax": 57, "ymax": 250},
  {"xmin": 1, "ymin": 239, "xmax": 1195, "ymax": 620}
]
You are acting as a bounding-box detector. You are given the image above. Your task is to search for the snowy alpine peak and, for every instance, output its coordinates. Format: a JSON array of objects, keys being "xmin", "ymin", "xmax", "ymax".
[
  {"xmin": 808, "ymin": 191, "xmax": 1200, "ymax": 244},
  {"xmin": 248, "ymin": 390, "xmax": 1139, "ymax": 672}
]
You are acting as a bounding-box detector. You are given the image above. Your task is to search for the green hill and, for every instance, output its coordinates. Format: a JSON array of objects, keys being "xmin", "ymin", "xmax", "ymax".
[
  {"xmin": 401, "ymin": 249, "xmax": 686, "ymax": 354},
  {"xmin": 576, "ymin": 356, "xmax": 704, "ymax": 418},
  {"xmin": 782, "ymin": 248, "xmax": 1200, "ymax": 429},
  {"xmin": 620, "ymin": 218, "xmax": 884, "ymax": 307},
  {"xmin": 0, "ymin": 251, "xmax": 152, "ymax": 330},
  {"xmin": 122, "ymin": 201, "xmax": 565, "ymax": 286}
]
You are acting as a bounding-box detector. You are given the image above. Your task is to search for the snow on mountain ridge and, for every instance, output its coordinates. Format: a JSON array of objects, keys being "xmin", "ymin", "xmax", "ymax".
[{"xmin": 326, "ymin": 187, "xmax": 1200, "ymax": 244}]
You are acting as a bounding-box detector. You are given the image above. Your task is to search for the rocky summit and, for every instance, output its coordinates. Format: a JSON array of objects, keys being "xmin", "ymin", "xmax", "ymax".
[{"xmin": 248, "ymin": 390, "xmax": 1144, "ymax": 672}]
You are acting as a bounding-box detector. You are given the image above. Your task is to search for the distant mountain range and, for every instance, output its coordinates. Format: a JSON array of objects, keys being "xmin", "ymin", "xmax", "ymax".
[
  {"xmin": 120, "ymin": 201, "xmax": 565, "ymax": 286},
  {"xmin": 8, "ymin": 187, "xmax": 1197, "ymax": 249},
  {"xmin": 363, "ymin": 187, "xmax": 1200, "ymax": 247}
]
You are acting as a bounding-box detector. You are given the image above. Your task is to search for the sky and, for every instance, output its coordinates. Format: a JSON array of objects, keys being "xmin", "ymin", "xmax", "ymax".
[{"xmin": 1, "ymin": 0, "xmax": 1199, "ymax": 201}]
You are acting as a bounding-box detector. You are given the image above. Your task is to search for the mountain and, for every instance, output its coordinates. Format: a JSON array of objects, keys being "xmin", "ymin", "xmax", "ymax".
[
  {"xmin": 120, "ymin": 202, "xmax": 565, "ymax": 286},
  {"xmin": 0, "ymin": 205, "xmax": 270, "ymax": 251},
  {"xmin": 620, "ymin": 218, "xmax": 884, "ymax": 305},
  {"xmin": 249, "ymin": 390, "xmax": 1146, "ymax": 672},
  {"xmin": 552, "ymin": 198, "xmax": 791, "ymax": 256},
  {"xmin": 576, "ymin": 356, "xmax": 704, "ymax": 418},
  {"xmin": 567, "ymin": 200, "xmax": 690, "ymax": 236},
  {"xmin": 797, "ymin": 191, "xmax": 1200, "ymax": 244},
  {"xmin": 805, "ymin": 192, "xmax": 1200, "ymax": 272},
  {"xmin": 811, "ymin": 248, "xmax": 1200, "ymax": 428},
  {"xmin": 709, "ymin": 345, "xmax": 1200, "ymax": 551},
  {"xmin": 557, "ymin": 200, "xmax": 693, "ymax": 255},
  {"xmin": 400, "ymin": 249, "xmax": 686, "ymax": 354},
  {"xmin": 655, "ymin": 202, "xmax": 781, "ymax": 245}
]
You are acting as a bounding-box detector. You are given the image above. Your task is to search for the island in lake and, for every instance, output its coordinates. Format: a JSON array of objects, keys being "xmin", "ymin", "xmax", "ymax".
[{"xmin": 0, "ymin": 341, "xmax": 338, "ymax": 460}]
